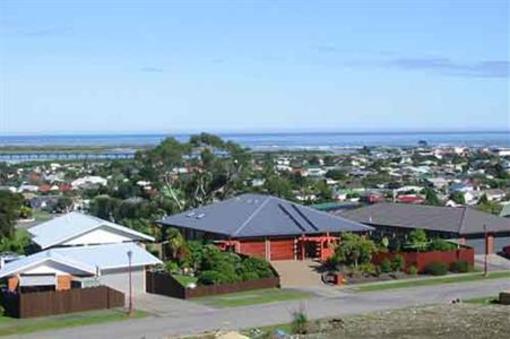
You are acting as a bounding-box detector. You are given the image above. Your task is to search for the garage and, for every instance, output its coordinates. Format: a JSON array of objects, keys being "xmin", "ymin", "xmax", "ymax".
[
  {"xmin": 239, "ymin": 239, "xmax": 266, "ymax": 258},
  {"xmin": 99, "ymin": 266, "xmax": 146, "ymax": 295},
  {"xmin": 270, "ymin": 238, "xmax": 295, "ymax": 260}
]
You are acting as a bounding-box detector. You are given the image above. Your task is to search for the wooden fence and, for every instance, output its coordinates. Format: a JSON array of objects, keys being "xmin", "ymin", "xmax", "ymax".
[
  {"xmin": 372, "ymin": 247, "xmax": 475, "ymax": 273},
  {"xmin": 1, "ymin": 286, "xmax": 125, "ymax": 318},
  {"xmin": 146, "ymin": 270, "xmax": 280, "ymax": 299}
]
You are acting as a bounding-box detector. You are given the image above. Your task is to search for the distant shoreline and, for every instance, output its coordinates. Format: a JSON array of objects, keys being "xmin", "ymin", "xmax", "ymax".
[{"xmin": 0, "ymin": 131, "xmax": 509, "ymax": 151}]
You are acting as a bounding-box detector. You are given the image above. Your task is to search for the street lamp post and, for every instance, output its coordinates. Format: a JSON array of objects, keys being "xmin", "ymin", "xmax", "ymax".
[
  {"xmin": 127, "ymin": 250, "xmax": 134, "ymax": 316},
  {"xmin": 483, "ymin": 225, "xmax": 489, "ymax": 277}
]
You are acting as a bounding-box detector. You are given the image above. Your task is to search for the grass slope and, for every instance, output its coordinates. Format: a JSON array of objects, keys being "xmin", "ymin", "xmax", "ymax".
[
  {"xmin": 354, "ymin": 271, "xmax": 510, "ymax": 292},
  {"xmin": 193, "ymin": 288, "xmax": 311, "ymax": 308},
  {"xmin": 0, "ymin": 309, "xmax": 146, "ymax": 337}
]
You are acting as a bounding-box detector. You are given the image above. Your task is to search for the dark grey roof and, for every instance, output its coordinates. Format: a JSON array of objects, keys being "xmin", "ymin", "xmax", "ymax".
[
  {"xmin": 159, "ymin": 193, "xmax": 372, "ymax": 238},
  {"xmin": 340, "ymin": 203, "xmax": 510, "ymax": 235}
]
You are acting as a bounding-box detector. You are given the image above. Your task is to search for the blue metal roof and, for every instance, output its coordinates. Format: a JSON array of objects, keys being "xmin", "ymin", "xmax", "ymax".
[{"xmin": 160, "ymin": 193, "xmax": 373, "ymax": 237}]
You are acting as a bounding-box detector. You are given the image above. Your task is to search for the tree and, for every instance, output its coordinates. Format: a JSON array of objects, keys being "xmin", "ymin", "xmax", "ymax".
[
  {"xmin": 0, "ymin": 191, "xmax": 24, "ymax": 238},
  {"xmin": 423, "ymin": 188, "xmax": 441, "ymax": 206},
  {"xmin": 477, "ymin": 194, "xmax": 503, "ymax": 215},
  {"xmin": 333, "ymin": 233, "xmax": 377, "ymax": 268},
  {"xmin": 89, "ymin": 195, "xmax": 120, "ymax": 220},
  {"xmin": 264, "ymin": 175, "xmax": 293, "ymax": 199},
  {"xmin": 450, "ymin": 191, "xmax": 466, "ymax": 205},
  {"xmin": 325, "ymin": 169, "xmax": 347, "ymax": 181},
  {"xmin": 405, "ymin": 229, "xmax": 428, "ymax": 251},
  {"xmin": 165, "ymin": 227, "xmax": 187, "ymax": 260}
]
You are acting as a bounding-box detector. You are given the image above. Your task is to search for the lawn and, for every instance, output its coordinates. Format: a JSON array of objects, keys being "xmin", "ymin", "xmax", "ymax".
[
  {"xmin": 354, "ymin": 271, "xmax": 510, "ymax": 292},
  {"xmin": 0, "ymin": 309, "xmax": 147, "ymax": 336},
  {"xmin": 173, "ymin": 274, "xmax": 198, "ymax": 287},
  {"xmin": 192, "ymin": 288, "xmax": 312, "ymax": 308}
]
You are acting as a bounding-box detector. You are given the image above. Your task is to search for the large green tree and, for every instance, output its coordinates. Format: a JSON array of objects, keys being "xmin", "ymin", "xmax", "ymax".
[{"xmin": 0, "ymin": 191, "xmax": 24, "ymax": 238}]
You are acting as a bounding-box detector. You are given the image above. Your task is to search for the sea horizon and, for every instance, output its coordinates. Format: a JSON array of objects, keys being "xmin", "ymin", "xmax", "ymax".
[{"xmin": 1, "ymin": 130, "xmax": 509, "ymax": 150}]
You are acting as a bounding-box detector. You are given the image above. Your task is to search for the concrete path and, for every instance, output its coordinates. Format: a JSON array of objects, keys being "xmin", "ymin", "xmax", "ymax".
[
  {"xmin": 135, "ymin": 293, "xmax": 213, "ymax": 316},
  {"xmin": 270, "ymin": 259, "xmax": 324, "ymax": 287},
  {"xmin": 475, "ymin": 254, "xmax": 510, "ymax": 271},
  {"xmin": 12, "ymin": 277, "xmax": 510, "ymax": 339}
]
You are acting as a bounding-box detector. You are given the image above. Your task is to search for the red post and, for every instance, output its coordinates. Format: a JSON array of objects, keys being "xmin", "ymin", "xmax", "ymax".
[{"xmin": 301, "ymin": 234, "xmax": 305, "ymax": 261}]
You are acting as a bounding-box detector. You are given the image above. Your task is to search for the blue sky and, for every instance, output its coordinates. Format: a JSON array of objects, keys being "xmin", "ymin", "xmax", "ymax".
[{"xmin": 1, "ymin": 0, "xmax": 508, "ymax": 134}]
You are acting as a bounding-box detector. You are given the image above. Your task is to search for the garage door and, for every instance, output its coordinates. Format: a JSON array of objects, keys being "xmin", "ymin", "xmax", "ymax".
[
  {"xmin": 240, "ymin": 240, "xmax": 266, "ymax": 258},
  {"xmin": 100, "ymin": 266, "xmax": 145, "ymax": 296},
  {"xmin": 270, "ymin": 238, "xmax": 295, "ymax": 260}
]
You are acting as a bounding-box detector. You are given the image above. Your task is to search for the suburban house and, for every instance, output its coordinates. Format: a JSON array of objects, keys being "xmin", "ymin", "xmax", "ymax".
[
  {"xmin": 339, "ymin": 203, "xmax": 510, "ymax": 255},
  {"xmin": 0, "ymin": 212, "xmax": 161, "ymax": 296},
  {"xmin": 159, "ymin": 193, "xmax": 372, "ymax": 261}
]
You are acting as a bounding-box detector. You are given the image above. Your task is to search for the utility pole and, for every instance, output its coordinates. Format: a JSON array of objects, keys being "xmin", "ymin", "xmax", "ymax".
[{"xmin": 127, "ymin": 250, "xmax": 134, "ymax": 316}]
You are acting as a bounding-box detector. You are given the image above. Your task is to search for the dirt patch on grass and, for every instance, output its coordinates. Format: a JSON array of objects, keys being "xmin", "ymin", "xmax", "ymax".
[{"xmin": 304, "ymin": 304, "xmax": 510, "ymax": 339}]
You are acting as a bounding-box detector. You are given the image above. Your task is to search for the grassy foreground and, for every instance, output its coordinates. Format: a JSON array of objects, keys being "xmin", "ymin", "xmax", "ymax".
[
  {"xmin": 193, "ymin": 288, "xmax": 311, "ymax": 308},
  {"xmin": 0, "ymin": 309, "xmax": 147, "ymax": 337},
  {"xmin": 354, "ymin": 271, "xmax": 510, "ymax": 292}
]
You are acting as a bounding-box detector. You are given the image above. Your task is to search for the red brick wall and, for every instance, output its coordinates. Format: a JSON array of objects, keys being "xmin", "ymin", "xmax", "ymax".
[
  {"xmin": 56, "ymin": 275, "xmax": 72, "ymax": 291},
  {"xmin": 7, "ymin": 276, "xmax": 19, "ymax": 292},
  {"xmin": 270, "ymin": 238, "xmax": 295, "ymax": 260}
]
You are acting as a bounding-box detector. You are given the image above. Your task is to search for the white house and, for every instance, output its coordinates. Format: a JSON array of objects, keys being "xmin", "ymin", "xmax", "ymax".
[
  {"xmin": 0, "ymin": 213, "xmax": 161, "ymax": 296},
  {"xmin": 71, "ymin": 176, "xmax": 108, "ymax": 189}
]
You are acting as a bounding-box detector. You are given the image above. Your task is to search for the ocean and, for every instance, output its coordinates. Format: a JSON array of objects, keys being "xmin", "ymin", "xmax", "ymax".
[{"xmin": 0, "ymin": 131, "xmax": 509, "ymax": 151}]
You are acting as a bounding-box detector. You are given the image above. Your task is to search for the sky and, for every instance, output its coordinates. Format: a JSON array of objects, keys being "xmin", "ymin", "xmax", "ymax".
[{"xmin": 0, "ymin": 0, "xmax": 509, "ymax": 135}]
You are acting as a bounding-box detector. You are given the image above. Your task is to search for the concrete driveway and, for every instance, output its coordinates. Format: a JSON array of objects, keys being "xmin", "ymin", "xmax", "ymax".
[
  {"xmin": 135, "ymin": 293, "xmax": 213, "ymax": 316},
  {"xmin": 475, "ymin": 254, "xmax": 510, "ymax": 271}
]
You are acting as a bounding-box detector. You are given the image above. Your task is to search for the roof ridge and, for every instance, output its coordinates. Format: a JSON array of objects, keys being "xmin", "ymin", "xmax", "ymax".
[
  {"xmin": 457, "ymin": 206, "xmax": 468, "ymax": 233},
  {"xmin": 232, "ymin": 195, "xmax": 272, "ymax": 237}
]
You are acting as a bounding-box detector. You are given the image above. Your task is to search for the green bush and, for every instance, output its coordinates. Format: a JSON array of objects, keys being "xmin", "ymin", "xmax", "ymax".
[
  {"xmin": 359, "ymin": 263, "xmax": 377, "ymax": 275},
  {"xmin": 240, "ymin": 271, "xmax": 260, "ymax": 281},
  {"xmin": 379, "ymin": 258, "xmax": 392, "ymax": 273},
  {"xmin": 408, "ymin": 265, "xmax": 418, "ymax": 275},
  {"xmin": 165, "ymin": 261, "xmax": 179, "ymax": 274},
  {"xmin": 238, "ymin": 256, "xmax": 274, "ymax": 280},
  {"xmin": 391, "ymin": 255, "xmax": 405, "ymax": 272},
  {"xmin": 197, "ymin": 270, "xmax": 225, "ymax": 285},
  {"xmin": 424, "ymin": 262, "xmax": 449, "ymax": 276},
  {"xmin": 428, "ymin": 239, "xmax": 457, "ymax": 252},
  {"xmin": 450, "ymin": 260, "xmax": 472, "ymax": 273}
]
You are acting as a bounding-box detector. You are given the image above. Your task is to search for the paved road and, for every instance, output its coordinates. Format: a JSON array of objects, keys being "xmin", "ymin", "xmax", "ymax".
[{"xmin": 11, "ymin": 278, "xmax": 510, "ymax": 339}]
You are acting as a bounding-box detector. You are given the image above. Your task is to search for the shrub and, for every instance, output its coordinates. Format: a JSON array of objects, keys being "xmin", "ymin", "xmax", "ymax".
[
  {"xmin": 391, "ymin": 255, "xmax": 405, "ymax": 272},
  {"xmin": 165, "ymin": 261, "xmax": 179, "ymax": 274},
  {"xmin": 408, "ymin": 265, "xmax": 418, "ymax": 275},
  {"xmin": 240, "ymin": 271, "xmax": 260, "ymax": 281},
  {"xmin": 450, "ymin": 260, "xmax": 472, "ymax": 273},
  {"xmin": 379, "ymin": 258, "xmax": 392, "ymax": 273},
  {"xmin": 333, "ymin": 233, "xmax": 377, "ymax": 268},
  {"xmin": 405, "ymin": 229, "xmax": 428, "ymax": 251},
  {"xmin": 428, "ymin": 239, "xmax": 457, "ymax": 252},
  {"xmin": 424, "ymin": 262, "xmax": 448, "ymax": 276},
  {"xmin": 239, "ymin": 257, "xmax": 274, "ymax": 279},
  {"xmin": 359, "ymin": 263, "xmax": 377, "ymax": 275},
  {"xmin": 291, "ymin": 309, "xmax": 308, "ymax": 334},
  {"xmin": 197, "ymin": 270, "xmax": 225, "ymax": 285}
]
